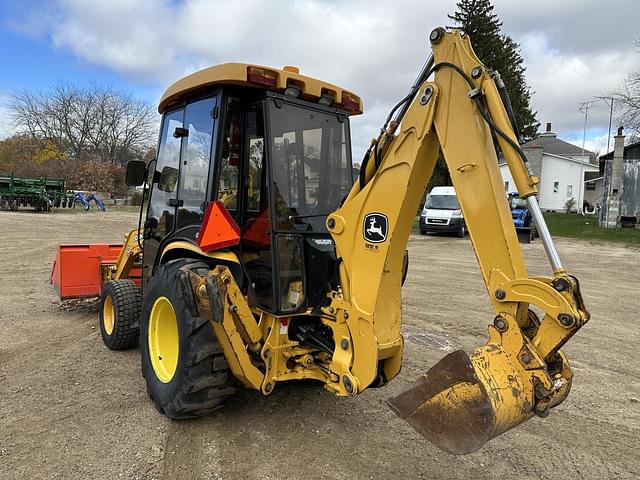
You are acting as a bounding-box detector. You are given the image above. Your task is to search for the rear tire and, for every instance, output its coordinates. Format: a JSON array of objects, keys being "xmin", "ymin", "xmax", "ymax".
[
  {"xmin": 99, "ymin": 279, "xmax": 142, "ymax": 350},
  {"xmin": 140, "ymin": 259, "xmax": 237, "ymax": 419}
]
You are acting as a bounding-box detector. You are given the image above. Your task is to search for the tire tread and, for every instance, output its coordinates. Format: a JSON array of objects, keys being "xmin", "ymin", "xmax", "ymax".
[
  {"xmin": 100, "ymin": 279, "xmax": 141, "ymax": 350},
  {"xmin": 141, "ymin": 260, "xmax": 237, "ymax": 419}
]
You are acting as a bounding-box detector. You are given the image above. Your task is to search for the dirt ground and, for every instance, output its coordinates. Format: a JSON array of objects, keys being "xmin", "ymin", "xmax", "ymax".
[{"xmin": 0, "ymin": 208, "xmax": 639, "ymax": 480}]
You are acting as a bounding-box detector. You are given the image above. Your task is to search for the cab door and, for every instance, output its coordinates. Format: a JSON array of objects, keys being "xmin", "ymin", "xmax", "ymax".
[
  {"xmin": 176, "ymin": 97, "xmax": 218, "ymax": 231},
  {"xmin": 143, "ymin": 108, "xmax": 184, "ymax": 283},
  {"xmin": 143, "ymin": 96, "xmax": 218, "ymax": 284}
]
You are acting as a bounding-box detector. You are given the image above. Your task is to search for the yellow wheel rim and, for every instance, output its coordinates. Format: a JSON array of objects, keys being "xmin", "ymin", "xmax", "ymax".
[
  {"xmin": 148, "ymin": 296, "xmax": 179, "ymax": 383},
  {"xmin": 103, "ymin": 295, "xmax": 115, "ymax": 335}
]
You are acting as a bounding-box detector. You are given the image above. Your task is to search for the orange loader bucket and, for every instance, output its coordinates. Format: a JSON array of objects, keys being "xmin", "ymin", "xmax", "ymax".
[{"xmin": 51, "ymin": 244, "xmax": 124, "ymax": 300}]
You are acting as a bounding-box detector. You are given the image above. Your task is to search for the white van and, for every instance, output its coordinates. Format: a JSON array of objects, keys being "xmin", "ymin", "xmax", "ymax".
[{"xmin": 420, "ymin": 186, "xmax": 465, "ymax": 237}]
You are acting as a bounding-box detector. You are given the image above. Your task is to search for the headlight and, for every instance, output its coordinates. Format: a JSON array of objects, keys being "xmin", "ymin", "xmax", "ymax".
[{"xmin": 452, "ymin": 210, "xmax": 463, "ymax": 218}]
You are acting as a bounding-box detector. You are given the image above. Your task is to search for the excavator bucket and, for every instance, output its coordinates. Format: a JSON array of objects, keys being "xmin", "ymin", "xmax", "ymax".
[
  {"xmin": 51, "ymin": 243, "xmax": 123, "ymax": 299},
  {"xmin": 388, "ymin": 346, "xmax": 542, "ymax": 455}
]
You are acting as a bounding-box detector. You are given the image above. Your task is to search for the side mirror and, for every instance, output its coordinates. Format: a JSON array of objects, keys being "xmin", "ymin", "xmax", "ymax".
[
  {"xmin": 158, "ymin": 166, "xmax": 179, "ymax": 193},
  {"xmin": 125, "ymin": 160, "xmax": 147, "ymax": 187}
]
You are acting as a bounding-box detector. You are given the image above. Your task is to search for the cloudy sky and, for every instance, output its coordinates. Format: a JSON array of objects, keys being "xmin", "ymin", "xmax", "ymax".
[{"xmin": 1, "ymin": 0, "xmax": 638, "ymax": 158}]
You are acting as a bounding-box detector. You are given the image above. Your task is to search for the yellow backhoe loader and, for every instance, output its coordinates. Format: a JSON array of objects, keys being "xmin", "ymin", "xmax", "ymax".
[{"xmin": 52, "ymin": 28, "xmax": 589, "ymax": 454}]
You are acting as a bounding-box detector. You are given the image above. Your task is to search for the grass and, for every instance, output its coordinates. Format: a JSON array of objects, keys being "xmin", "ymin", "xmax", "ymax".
[
  {"xmin": 543, "ymin": 213, "xmax": 640, "ymax": 246},
  {"xmin": 411, "ymin": 213, "xmax": 640, "ymax": 246}
]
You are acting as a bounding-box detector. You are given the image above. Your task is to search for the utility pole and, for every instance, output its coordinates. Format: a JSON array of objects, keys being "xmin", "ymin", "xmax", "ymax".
[
  {"xmin": 578, "ymin": 100, "xmax": 597, "ymax": 156},
  {"xmin": 596, "ymin": 96, "xmax": 614, "ymax": 154}
]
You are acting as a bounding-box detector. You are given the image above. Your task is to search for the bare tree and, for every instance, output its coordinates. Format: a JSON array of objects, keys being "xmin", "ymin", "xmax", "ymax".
[
  {"xmin": 611, "ymin": 39, "xmax": 640, "ymax": 142},
  {"xmin": 8, "ymin": 83, "xmax": 157, "ymax": 163}
]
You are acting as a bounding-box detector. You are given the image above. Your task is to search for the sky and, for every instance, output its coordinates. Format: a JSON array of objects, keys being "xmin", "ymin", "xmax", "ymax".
[{"xmin": 0, "ymin": 0, "xmax": 638, "ymax": 158}]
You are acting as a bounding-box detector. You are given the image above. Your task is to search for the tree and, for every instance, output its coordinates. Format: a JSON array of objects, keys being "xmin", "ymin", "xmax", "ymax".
[
  {"xmin": 8, "ymin": 83, "xmax": 156, "ymax": 164},
  {"xmin": 65, "ymin": 159, "xmax": 119, "ymax": 193},
  {"xmin": 611, "ymin": 40, "xmax": 640, "ymax": 141},
  {"xmin": 448, "ymin": 0, "xmax": 539, "ymax": 140},
  {"xmin": 0, "ymin": 134, "xmax": 124, "ymax": 192}
]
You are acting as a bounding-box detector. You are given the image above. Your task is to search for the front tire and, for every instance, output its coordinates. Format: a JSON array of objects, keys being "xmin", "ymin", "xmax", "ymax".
[
  {"xmin": 99, "ymin": 279, "xmax": 142, "ymax": 350},
  {"xmin": 140, "ymin": 260, "xmax": 236, "ymax": 419},
  {"xmin": 457, "ymin": 222, "xmax": 466, "ymax": 238}
]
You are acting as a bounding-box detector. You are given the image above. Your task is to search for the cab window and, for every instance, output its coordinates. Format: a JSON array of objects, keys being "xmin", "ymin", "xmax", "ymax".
[
  {"xmin": 148, "ymin": 108, "xmax": 183, "ymax": 240},
  {"xmin": 240, "ymin": 103, "xmax": 274, "ymax": 310},
  {"xmin": 268, "ymin": 101, "xmax": 352, "ymax": 232},
  {"xmin": 216, "ymin": 96, "xmax": 243, "ymax": 218},
  {"xmin": 177, "ymin": 97, "xmax": 216, "ymax": 228}
]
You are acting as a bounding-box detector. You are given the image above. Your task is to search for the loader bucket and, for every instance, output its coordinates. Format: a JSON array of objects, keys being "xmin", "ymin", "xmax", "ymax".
[
  {"xmin": 51, "ymin": 243, "xmax": 123, "ymax": 299},
  {"xmin": 388, "ymin": 346, "xmax": 541, "ymax": 455}
]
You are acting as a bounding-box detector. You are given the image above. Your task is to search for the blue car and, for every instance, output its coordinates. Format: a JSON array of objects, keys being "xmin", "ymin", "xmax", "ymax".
[{"xmin": 508, "ymin": 193, "xmax": 537, "ymax": 243}]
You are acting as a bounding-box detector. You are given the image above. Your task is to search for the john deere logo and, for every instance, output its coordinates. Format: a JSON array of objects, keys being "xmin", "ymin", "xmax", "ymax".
[{"xmin": 363, "ymin": 213, "xmax": 388, "ymax": 243}]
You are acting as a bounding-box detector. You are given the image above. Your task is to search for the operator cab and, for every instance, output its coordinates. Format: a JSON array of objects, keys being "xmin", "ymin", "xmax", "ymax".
[{"xmin": 131, "ymin": 64, "xmax": 360, "ymax": 315}]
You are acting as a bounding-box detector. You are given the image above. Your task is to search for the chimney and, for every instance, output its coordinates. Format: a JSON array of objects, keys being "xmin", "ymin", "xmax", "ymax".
[
  {"xmin": 611, "ymin": 126, "xmax": 625, "ymax": 193},
  {"xmin": 602, "ymin": 125, "xmax": 625, "ymax": 227},
  {"xmin": 541, "ymin": 122, "xmax": 556, "ymax": 137}
]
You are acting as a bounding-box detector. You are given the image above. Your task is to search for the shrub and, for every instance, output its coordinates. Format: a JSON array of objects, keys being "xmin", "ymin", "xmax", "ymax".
[
  {"xmin": 564, "ymin": 197, "xmax": 577, "ymax": 214},
  {"xmin": 130, "ymin": 190, "xmax": 144, "ymax": 206}
]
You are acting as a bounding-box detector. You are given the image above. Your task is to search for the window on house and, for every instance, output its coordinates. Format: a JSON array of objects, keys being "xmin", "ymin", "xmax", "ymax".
[
  {"xmin": 553, "ymin": 181, "xmax": 559, "ymax": 193},
  {"xmin": 504, "ymin": 181, "xmax": 509, "ymax": 191},
  {"xmin": 567, "ymin": 185, "xmax": 573, "ymax": 196}
]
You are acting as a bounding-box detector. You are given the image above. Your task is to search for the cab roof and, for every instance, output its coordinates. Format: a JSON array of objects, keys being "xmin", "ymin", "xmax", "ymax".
[{"xmin": 158, "ymin": 63, "xmax": 363, "ymax": 116}]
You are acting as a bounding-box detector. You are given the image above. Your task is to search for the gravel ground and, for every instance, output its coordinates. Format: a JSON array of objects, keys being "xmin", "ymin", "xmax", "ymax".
[{"xmin": 0, "ymin": 208, "xmax": 638, "ymax": 479}]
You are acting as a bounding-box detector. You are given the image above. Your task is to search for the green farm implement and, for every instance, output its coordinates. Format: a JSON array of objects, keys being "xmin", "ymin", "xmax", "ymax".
[{"xmin": 0, "ymin": 173, "xmax": 75, "ymax": 212}]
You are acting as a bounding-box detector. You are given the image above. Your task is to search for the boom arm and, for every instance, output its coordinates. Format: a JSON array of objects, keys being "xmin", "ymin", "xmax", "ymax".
[{"xmin": 325, "ymin": 28, "xmax": 589, "ymax": 454}]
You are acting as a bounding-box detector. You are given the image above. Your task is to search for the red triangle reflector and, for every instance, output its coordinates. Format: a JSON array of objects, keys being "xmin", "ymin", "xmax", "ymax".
[{"xmin": 196, "ymin": 201, "xmax": 241, "ymax": 252}]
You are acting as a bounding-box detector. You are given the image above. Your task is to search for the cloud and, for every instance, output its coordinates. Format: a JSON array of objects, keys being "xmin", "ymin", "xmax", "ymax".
[
  {"xmin": 7, "ymin": 0, "xmax": 640, "ymax": 155},
  {"xmin": 563, "ymin": 129, "xmax": 615, "ymax": 157},
  {"xmin": 519, "ymin": 32, "xmax": 638, "ymax": 135},
  {"xmin": 493, "ymin": 0, "xmax": 639, "ymax": 55}
]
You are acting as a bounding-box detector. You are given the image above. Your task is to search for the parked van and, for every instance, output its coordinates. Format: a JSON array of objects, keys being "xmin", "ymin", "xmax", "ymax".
[{"xmin": 420, "ymin": 186, "xmax": 465, "ymax": 237}]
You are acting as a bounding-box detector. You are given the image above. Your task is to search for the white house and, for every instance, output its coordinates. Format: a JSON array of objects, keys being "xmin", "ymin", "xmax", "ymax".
[{"xmin": 500, "ymin": 123, "xmax": 599, "ymax": 212}]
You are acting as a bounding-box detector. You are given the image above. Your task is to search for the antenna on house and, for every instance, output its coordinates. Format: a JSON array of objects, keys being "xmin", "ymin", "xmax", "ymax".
[
  {"xmin": 578, "ymin": 100, "xmax": 597, "ymax": 156},
  {"xmin": 595, "ymin": 96, "xmax": 614, "ymax": 155}
]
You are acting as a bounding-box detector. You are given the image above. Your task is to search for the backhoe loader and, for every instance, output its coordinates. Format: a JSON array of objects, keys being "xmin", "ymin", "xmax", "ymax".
[{"xmin": 52, "ymin": 28, "xmax": 589, "ymax": 454}]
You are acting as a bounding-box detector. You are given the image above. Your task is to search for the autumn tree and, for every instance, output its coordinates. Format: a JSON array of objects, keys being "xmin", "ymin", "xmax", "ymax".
[
  {"xmin": 0, "ymin": 134, "xmax": 125, "ymax": 192},
  {"xmin": 3, "ymin": 83, "xmax": 155, "ymax": 193},
  {"xmin": 0, "ymin": 135, "xmax": 65, "ymax": 178}
]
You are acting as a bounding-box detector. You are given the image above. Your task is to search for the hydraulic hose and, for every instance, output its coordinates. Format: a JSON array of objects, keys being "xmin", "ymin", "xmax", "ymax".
[{"xmin": 358, "ymin": 54, "xmax": 436, "ymax": 191}]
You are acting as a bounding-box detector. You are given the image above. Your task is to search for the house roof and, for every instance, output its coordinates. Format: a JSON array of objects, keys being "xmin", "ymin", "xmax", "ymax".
[
  {"xmin": 498, "ymin": 150, "xmax": 598, "ymax": 168},
  {"xmin": 599, "ymin": 140, "xmax": 640, "ymax": 160},
  {"xmin": 584, "ymin": 176, "xmax": 604, "ymax": 184},
  {"xmin": 522, "ymin": 132, "xmax": 594, "ymax": 157}
]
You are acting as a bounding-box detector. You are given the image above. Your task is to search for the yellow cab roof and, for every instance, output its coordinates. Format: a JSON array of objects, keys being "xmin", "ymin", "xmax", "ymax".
[{"xmin": 158, "ymin": 63, "xmax": 363, "ymax": 115}]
